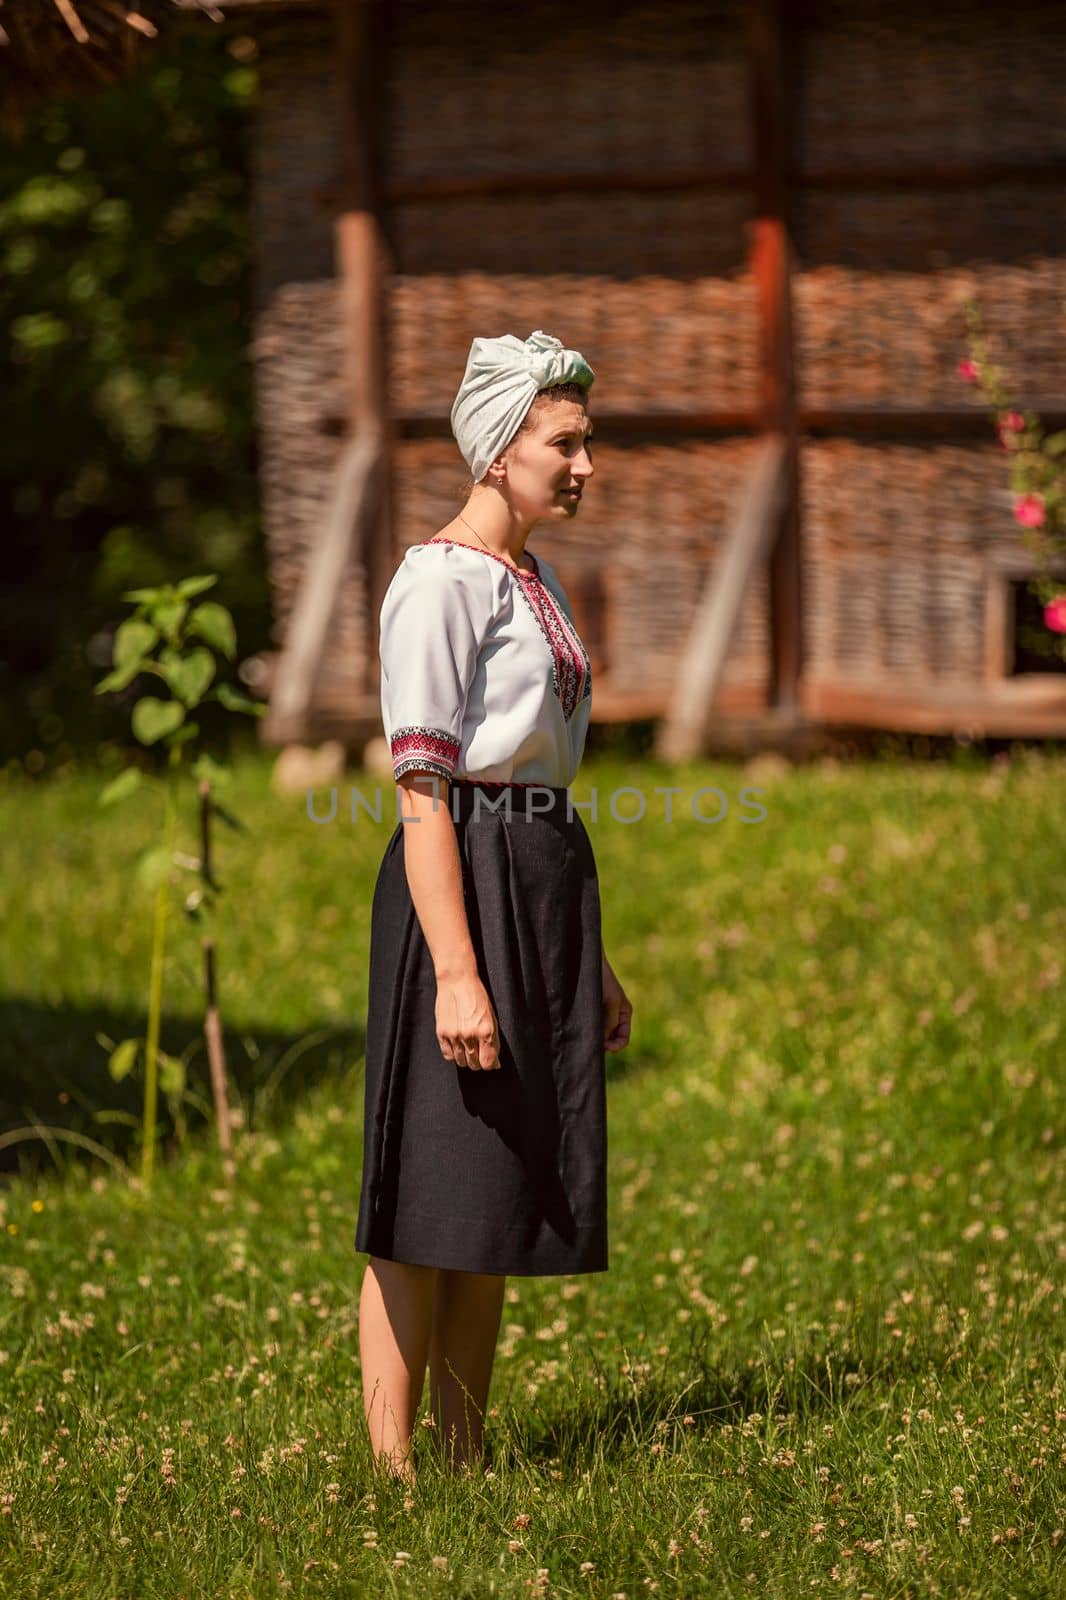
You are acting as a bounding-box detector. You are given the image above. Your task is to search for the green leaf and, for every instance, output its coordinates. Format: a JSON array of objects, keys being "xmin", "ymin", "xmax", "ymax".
[
  {"xmin": 1042, "ymin": 430, "xmax": 1066, "ymax": 457},
  {"xmin": 91, "ymin": 1109, "xmax": 142, "ymax": 1129},
  {"xmin": 122, "ymin": 585, "xmax": 173, "ymax": 605},
  {"xmin": 214, "ymin": 682, "xmax": 264, "ymax": 716},
  {"xmin": 187, "ymin": 601, "xmax": 236, "ymax": 658},
  {"xmin": 99, "ymin": 767, "xmax": 142, "ymax": 806},
  {"xmin": 192, "ymin": 751, "xmax": 232, "ymax": 788},
  {"xmin": 159, "ymin": 647, "xmax": 215, "ymax": 707},
  {"xmin": 95, "ymin": 658, "xmax": 144, "ymax": 695},
  {"xmin": 152, "ymin": 599, "xmax": 187, "ymax": 642},
  {"xmin": 108, "ymin": 1038, "xmax": 140, "ymax": 1083},
  {"xmin": 113, "ymin": 617, "xmax": 158, "ymax": 669},
  {"xmin": 158, "ymin": 1051, "xmax": 186, "ymax": 1099},
  {"xmin": 166, "ymin": 722, "xmax": 200, "ymax": 746},
  {"xmin": 175, "ymin": 574, "xmax": 218, "ymax": 600},
  {"xmin": 136, "ymin": 845, "xmax": 174, "ymax": 891},
  {"xmin": 132, "ymin": 696, "xmax": 185, "ymax": 745}
]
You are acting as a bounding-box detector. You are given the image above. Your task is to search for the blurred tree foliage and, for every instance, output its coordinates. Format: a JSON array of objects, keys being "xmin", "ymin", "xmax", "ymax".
[{"xmin": 0, "ymin": 23, "xmax": 270, "ymax": 766}]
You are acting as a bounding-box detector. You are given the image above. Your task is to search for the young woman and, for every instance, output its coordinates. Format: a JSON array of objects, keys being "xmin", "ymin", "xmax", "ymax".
[{"xmin": 354, "ymin": 330, "xmax": 633, "ymax": 1481}]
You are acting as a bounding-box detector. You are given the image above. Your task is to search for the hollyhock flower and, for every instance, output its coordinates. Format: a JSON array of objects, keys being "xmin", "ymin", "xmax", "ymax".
[
  {"xmin": 1002, "ymin": 411, "xmax": 1024, "ymax": 432},
  {"xmin": 1044, "ymin": 595, "xmax": 1066, "ymax": 634},
  {"xmin": 1013, "ymin": 492, "xmax": 1046, "ymax": 528},
  {"xmin": 957, "ymin": 358, "xmax": 980, "ymax": 382}
]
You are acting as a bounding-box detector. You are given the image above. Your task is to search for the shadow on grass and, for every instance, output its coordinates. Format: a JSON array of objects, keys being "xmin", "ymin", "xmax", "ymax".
[
  {"xmin": 0, "ymin": 991, "xmax": 653, "ymax": 1183},
  {"xmin": 488, "ymin": 1314, "xmax": 933, "ymax": 1471},
  {"xmin": 0, "ymin": 995, "xmax": 363, "ymax": 1180}
]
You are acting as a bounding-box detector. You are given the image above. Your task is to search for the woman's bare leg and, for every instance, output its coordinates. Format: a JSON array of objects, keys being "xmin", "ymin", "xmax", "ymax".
[
  {"xmin": 359, "ymin": 1256, "xmax": 438, "ymax": 1481},
  {"xmin": 428, "ymin": 1269, "xmax": 507, "ymax": 1468}
]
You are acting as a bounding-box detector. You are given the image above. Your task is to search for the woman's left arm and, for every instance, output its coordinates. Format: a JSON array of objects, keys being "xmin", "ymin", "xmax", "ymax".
[{"xmin": 601, "ymin": 941, "xmax": 633, "ymax": 1053}]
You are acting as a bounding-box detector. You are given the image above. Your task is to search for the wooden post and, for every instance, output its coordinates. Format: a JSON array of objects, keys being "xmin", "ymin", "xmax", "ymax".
[
  {"xmin": 748, "ymin": 0, "xmax": 804, "ymax": 713},
  {"xmin": 656, "ymin": 436, "xmax": 790, "ymax": 762},
  {"xmin": 335, "ymin": 0, "xmax": 393, "ymax": 703},
  {"xmin": 263, "ymin": 0, "xmax": 392, "ymax": 747}
]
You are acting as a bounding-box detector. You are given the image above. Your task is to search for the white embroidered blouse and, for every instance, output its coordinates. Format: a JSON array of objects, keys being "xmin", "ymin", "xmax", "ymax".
[{"xmin": 379, "ymin": 535, "xmax": 593, "ymax": 787}]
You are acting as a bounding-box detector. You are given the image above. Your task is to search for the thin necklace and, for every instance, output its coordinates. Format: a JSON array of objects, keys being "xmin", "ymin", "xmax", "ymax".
[{"xmin": 457, "ymin": 512, "xmax": 526, "ymax": 573}]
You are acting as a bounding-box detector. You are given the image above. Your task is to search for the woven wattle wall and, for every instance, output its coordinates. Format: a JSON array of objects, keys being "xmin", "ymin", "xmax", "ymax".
[
  {"xmin": 789, "ymin": 0, "xmax": 1066, "ymax": 701},
  {"xmin": 249, "ymin": 11, "xmax": 339, "ymax": 308},
  {"xmin": 248, "ymin": 0, "xmax": 1066, "ymax": 723},
  {"xmin": 802, "ymin": 441, "xmax": 1036, "ymax": 689},
  {"xmin": 793, "ymin": 0, "xmax": 1066, "ymax": 413},
  {"xmin": 252, "ymin": 280, "xmax": 370, "ymax": 694},
  {"xmin": 250, "ymin": 0, "xmax": 764, "ymax": 705}
]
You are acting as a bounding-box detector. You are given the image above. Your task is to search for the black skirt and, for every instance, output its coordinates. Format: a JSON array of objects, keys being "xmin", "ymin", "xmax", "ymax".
[{"xmin": 354, "ymin": 778, "xmax": 608, "ymax": 1276}]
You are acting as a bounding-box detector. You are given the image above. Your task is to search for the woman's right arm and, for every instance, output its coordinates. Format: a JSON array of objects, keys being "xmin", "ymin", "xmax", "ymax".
[{"xmin": 397, "ymin": 772, "xmax": 500, "ymax": 1072}]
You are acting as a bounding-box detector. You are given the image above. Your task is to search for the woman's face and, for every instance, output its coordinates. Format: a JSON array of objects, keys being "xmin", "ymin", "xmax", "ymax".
[{"xmin": 501, "ymin": 398, "xmax": 595, "ymax": 522}]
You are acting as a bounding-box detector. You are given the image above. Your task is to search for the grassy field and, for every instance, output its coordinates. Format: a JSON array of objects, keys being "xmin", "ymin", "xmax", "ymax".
[{"xmin": 0, "ymin": 746, "xmax": 1063, "ymax": 1598}]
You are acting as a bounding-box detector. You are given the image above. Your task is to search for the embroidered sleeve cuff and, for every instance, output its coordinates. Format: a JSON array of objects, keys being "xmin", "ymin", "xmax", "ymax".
[{"xmin": 390, "ymin": 725, "xmax": 461, "ymax": 782}]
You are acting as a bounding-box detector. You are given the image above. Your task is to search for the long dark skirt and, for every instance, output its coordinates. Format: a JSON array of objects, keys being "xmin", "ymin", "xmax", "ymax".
[{"xmin": 354, "ymin": 778, "xmax": 608, "ymax": 1276}]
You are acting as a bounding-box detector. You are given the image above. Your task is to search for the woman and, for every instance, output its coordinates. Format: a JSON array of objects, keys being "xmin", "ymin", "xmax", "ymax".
[{"xmin": 354, "ymin": 330, "xmax": 633, "ymax": 1482}]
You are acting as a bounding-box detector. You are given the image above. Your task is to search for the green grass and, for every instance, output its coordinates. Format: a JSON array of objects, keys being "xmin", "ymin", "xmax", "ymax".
[{"xmin": 0, "ymin": 747, "xmax": 1063, "ymax": 1598}]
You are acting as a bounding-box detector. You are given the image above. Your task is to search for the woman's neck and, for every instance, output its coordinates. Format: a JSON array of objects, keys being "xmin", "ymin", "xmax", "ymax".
[{"xmin": 452, "ymin": 489, "xmax": 534, "ymax": 567}]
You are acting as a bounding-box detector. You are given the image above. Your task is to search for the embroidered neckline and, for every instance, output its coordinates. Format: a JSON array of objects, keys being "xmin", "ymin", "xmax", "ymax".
[
  {"xmin": 421, "ymin": 534, "xmax": 540, "ymax": 580},
  {"xmin": 417, "ymin": 533, "xmax": 591, "ymax": 723}
]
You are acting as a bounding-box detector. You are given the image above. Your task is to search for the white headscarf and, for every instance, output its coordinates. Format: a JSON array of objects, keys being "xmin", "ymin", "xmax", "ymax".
[{"xmin": 450, "ymin": 329, "xmax": 595, "ymax": 484}]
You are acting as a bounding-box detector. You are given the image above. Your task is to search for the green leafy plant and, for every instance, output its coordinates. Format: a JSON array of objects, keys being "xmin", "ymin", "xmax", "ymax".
[
  {"xmin": 94, "ymin": 572, "xmax": 263, "ymax": 1188},
  {"xmin": 0, "ymin": 25, "xmax": 269, "ymax": 764},
  {"xmin": 959, "ymin": 299, "xmax": 1066, "ymax": 660}
]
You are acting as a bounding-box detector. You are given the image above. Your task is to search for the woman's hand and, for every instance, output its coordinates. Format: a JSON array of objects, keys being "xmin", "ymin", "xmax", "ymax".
[
  {"xmin": 435, "ymin": 970, "xmax": 501, "ymax": 1071},
  {"xmin": 602, "ymin": 951, "xmax": 633, "ymax": 1053}
]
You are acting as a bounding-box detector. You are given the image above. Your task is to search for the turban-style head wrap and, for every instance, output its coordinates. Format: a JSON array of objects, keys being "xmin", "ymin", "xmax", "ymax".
[{"xmin": 450, "ymin": 329, "xmax": 595, "ymax": 484}]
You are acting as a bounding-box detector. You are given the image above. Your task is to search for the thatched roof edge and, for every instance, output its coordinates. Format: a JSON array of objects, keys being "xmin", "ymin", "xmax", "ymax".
[{"xmin": 0, "ymin": 0, "xmax": 229, "ymax": 136}]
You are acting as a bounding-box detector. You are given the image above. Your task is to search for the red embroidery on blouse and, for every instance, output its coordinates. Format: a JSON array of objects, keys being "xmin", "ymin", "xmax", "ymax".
[
  {"xmin": 390, "ymin": 725, "xmax": 460, "ymax": 780},
  {"xmin": 419, "ymin": 536, "xmax": 592, "ymax": 722}
]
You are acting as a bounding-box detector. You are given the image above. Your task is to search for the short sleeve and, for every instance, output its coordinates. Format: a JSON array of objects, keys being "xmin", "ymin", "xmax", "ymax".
[{"xmin": 379, "ymin": 547, "xmax": 495, "ymax": 782}]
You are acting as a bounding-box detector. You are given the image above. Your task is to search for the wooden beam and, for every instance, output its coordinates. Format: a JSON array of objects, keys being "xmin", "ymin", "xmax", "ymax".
[
  {"xmin": 261, "ymin": 429, "xmax": 382, "ymax": 746},
  {"xmin": 655, "ymin": 434, "xmax": 790, "ymax": 762},
  {"xmin": 335, "ymin": 0, "xmax": 392, "ymax": 706},
  {"xmin": 804, "ymin": 677, "xmax": 1066, "ymax": 738},
  {"xmin": 328, "ymin": 409, "xmax": 761, "ymax": 440},
  {"xmin": 311, "ymin": 160, "xmax": 1066, "ymax": 212},
  {"xmin": 749, "ymin": 0, "xmax": 803, "ymax": 714},
  {"xmin": 325, "ymin": 404, "xmax": 1066, "ymax": 444},
  {"xmin": 380, "ymin": 168, "xmax": 751, "ymax": 203},
  {"xmin": 793, "ymin": 160, "xmax": 1066, "ymax": 191},
  {"xmin": 800, "ymin": 403, "xmax": 1066, "ymax": 438}
]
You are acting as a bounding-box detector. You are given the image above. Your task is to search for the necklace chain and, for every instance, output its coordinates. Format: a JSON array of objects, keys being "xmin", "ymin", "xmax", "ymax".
[{"xmin": 457, "ymin": 512, "xmax": 525, "ymax": 572}]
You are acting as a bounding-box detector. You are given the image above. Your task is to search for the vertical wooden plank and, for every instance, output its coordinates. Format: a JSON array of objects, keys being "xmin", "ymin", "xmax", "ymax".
[
  {"xmin": 334, "ymin": 0, "xmax": 393, "ymax": 699},
  {"xmin": 748, "ymin": 0, "xmax": 804, "ymax": 712}
]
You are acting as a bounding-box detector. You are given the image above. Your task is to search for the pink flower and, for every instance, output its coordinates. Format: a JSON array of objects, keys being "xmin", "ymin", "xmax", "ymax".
[
  {"xmin": 995, "ymin": 412, "xmax": 1025, "ymax": 448},
  {"xmin": 957, "ymin": 358, "xmax": 980, "ymax": 382},
  {"xmin": 1013, "ymin": 492, "xmax": 1046, "ymax": 528},
  {"xmin": 1044, "ymin": 595, "xmax": 1066, "ymax": 634}
]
